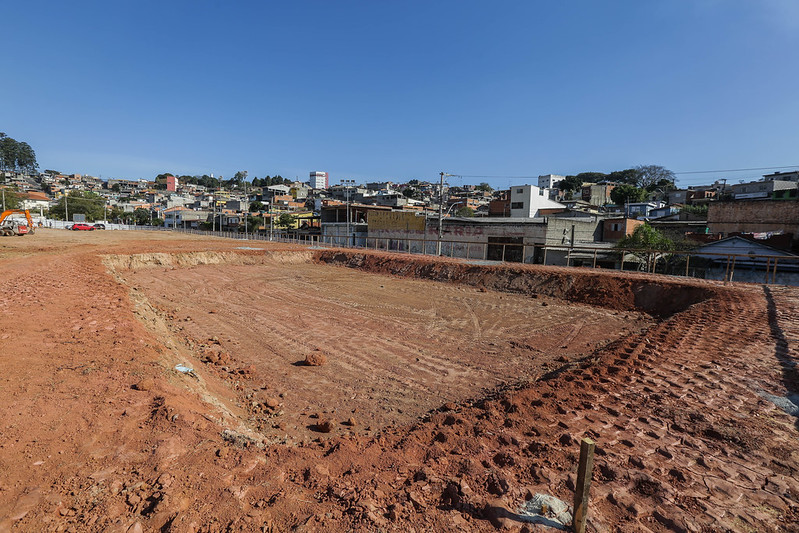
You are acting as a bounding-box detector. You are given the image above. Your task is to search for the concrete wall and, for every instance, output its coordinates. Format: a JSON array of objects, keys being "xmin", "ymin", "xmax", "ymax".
[
  {"xmin": 367, "ymin": 219, "xmax": 547, "ymax": 260},
  {"xmin": 707, "ymin": 200, "xmax": 799, "ymax": 239},
  {"xmin": 545, "ymin": 216, "xmax": 603, "ymax": 246}
]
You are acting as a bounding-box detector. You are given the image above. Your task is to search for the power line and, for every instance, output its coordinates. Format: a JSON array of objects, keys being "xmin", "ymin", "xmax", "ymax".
[
  {"xmin": 452, "ymin": 165, "xmax": 799, "ymax": 179},
  {"xmin": 673, "ymin": 165, "xmax": 799, "ymax": 175}
]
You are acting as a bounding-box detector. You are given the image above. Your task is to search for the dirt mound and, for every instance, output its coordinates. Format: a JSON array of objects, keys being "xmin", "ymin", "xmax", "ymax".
[{"xmin": 304, "ymin": 350, "xmax": 328, "ymax": 366}]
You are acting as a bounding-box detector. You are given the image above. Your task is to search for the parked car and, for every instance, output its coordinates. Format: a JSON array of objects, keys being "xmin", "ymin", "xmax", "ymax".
[
  {"xmin": 93, "ymin": 223, "xmax": 106, "ymax": 230},
  {"xmin": 70, "ymin": 223, "xmax": 95, "ymax": 231}
]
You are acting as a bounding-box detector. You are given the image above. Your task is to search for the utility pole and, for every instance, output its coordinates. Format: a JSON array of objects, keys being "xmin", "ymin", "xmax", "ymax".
[
  {"xmin": 244, "ymin": 179, "xmax": 248, "ymax": 240},
  {"xmin": 437, "ymin": 172, "xmax": 454, "ymax": 255},
  {"xmin": 341, "ymin": 179, "xmax": 355, "ymax": 247},
  {"xmin": 1, "ymin": 188, "xmax": 5, "ymax": 211},
  {"xmin": 65, "ymin": 192, "xmax": 69, "ymax": 223}
]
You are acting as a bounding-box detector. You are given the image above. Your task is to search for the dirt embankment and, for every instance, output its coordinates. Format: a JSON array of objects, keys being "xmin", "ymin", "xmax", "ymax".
[
  {"xmin": 102, "ymin": 250, "xmax": 313, "ymax": 272},
  {"xmin": 313, "ymin": 250, "xmax": 720, "ymax": 317}
]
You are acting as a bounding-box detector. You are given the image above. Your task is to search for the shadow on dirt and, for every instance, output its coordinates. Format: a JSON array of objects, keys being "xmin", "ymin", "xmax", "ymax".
[{"xmin": 763, "ymin": 286, "xmax": 799, "ymax": 431}]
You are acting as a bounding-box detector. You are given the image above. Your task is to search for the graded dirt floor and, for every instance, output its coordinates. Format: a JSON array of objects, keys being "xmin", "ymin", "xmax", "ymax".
[
  {"xmin": 127, "ymin": 260, "xmax": 650, "ymax": 443},
  {"xmin": 0, "ymin": 229, "xmax": 797, "ymax": 533}
]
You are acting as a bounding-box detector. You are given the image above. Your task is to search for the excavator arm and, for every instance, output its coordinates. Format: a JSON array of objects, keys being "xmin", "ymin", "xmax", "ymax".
[{"xmin": 0, "ymin": 209, "xmax": 35, "ymax": 235}]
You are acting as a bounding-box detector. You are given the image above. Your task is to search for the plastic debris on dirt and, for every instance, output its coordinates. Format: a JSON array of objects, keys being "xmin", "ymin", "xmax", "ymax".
[{"xmin": 516, "ymin": 493, "xmax": 572, "ymax": 530}]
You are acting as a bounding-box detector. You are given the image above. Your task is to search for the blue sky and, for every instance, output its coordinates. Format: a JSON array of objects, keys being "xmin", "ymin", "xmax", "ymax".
[{"xmin": 3, "ymin": 1, "xmax": 799, "ymax": 189}]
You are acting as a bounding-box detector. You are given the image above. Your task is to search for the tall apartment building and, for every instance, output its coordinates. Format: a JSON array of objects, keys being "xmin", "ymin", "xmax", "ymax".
[{"xmin": 310, "ymin": 171, "xmax": 329, "ymax": 189}]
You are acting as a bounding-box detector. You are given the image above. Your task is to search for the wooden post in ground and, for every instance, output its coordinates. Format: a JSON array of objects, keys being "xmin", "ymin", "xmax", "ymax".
[{"xmin": 573, "ymin": 437, "xmax": 595, "ymax": 533}]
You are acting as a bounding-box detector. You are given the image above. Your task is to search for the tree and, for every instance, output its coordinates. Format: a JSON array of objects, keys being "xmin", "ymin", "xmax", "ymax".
[
  {"xmin": 249, "ymin": 200, "xmax": 265, "ymax": 212},
  {"xmin": 454, "ymin": 206, "xmax": 475, "ymax": 217},
  {"xmin": 0, "ymin": 134, "xmax": 38, "ymax": 173},
  {"xmin": 635, "ymin": 165, "xmax": 675, "ymax": 190},
  {"xmin": 276, "ymin": 213, "xmax": 296, "ymax": 229},
  {"xmin": 558, "ymin": 175, "xmax": 585, "ymax": 193},
  {"xmin": 1, "ymin": 187, "xmax": 21, "ymax": 209},
  {"xmin": 49, "ymin": 191, "xmax": 106, "ymax": 221},
  {"xmin": 610, "ymin": 184, "xmax": 648, "ymax": 206},
  {"xmin": 134, "ymin": 208, "xmax": 151, "ymax": 225},
  {"xmin": 606, "ymin": 168, "xmax": 641, "ymax": 185},
  {"xmin": 617, "ymin": 223, "xmax": 673, "ymax": 250},
  {"xmin": 246, "ymin": 214, "xmax": 261, "ymax": 230},
  {"xmin": 402, "ymin": 186, "xmax": 419, "ymax": 199},
  {"xmin": 475, "ymin": 182, "xmax": 493, "ymax": 192}
]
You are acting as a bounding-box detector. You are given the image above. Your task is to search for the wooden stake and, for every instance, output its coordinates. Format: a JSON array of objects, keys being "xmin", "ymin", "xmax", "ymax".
[{"xmin": 573, "ymin": 437, "xmax": 595, "ymax": 533}]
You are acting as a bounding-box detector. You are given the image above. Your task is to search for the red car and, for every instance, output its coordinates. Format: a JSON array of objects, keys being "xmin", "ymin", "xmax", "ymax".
[{"xmin": 70, "ymin": 223, "xmax": 96, "ymax": 231}]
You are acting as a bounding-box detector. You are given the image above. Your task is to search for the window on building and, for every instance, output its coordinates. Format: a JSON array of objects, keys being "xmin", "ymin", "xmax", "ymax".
[
  {"xmin": 516, "ymin": 188, "xmax": 524, "ymax": 194},
  {"xmin": 510, "ymin": 202, "xmax": 524, "ymax": 209},
  {"xmin": 612, "ymin": 223, "xmax": 620, "ymax": 231}
]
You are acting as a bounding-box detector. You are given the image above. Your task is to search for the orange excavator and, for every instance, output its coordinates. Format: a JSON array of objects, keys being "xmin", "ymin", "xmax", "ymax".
[{"xmin": 0, "ymin": 209, "xmax": 35, "ymax": 236}]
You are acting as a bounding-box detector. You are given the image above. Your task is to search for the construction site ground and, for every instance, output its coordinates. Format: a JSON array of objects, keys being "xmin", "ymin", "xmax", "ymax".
[{"xmin": 0, "ymin": 230, "xmax": 797, "ymax": 532}]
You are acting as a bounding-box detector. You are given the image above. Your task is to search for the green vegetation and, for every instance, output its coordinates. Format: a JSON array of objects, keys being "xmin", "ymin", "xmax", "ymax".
[
  {"xmin": 0, "ymin": 133, "xmax": 38, "ymax": 174},
  {"xmin": 276, "ymin": 213, "xmax": 296, "ymax": 229},
  {"xmin": 454, "ymin": 206, "xmax": 475, "ymax": 217},
  {"xmin": 1, "ymin": 187, "xmax": 21, "ymax": 209},
  {"xmin": 682, "ymin": 204, "xmax": 708, "ymax": 216},
  {"xmin": 475, "ymin": 182, "xmax": 493, "ymax": 192},
  {"xmin": 610, "ymin": 183, "xmax": 648, "ymax": 206},
  {"xmin": 616, "ymin": 223, "xmax": 673, "ymax": 250},
  {"xmin": 49, "ymin": 191, "xmax": 107, "ymax": 221}
]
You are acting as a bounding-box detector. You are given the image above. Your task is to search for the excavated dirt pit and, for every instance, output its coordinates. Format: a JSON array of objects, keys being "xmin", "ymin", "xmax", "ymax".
[{"xmin": 112, "ymin": 251, "xmax": 655, "ymax": 442}]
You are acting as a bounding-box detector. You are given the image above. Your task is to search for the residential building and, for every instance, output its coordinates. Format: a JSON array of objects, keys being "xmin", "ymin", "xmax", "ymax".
[
  {"xmin": 509, "ymin": 185, "xmax": 565, "ymax": 217},
  {"xmin": 763, "ymin": 170, "xmax": 799, "ymax": 183},
  {"xmin": 730, "ymin": 180, "xmax": 797, "ymax": 200},
  {"xmin": 581, "ymin": 183, "xmax": 615, "ymax": 206},
  {"xmin": 603, "ymin": 217, "xmax": 645, "ymax": 242}
]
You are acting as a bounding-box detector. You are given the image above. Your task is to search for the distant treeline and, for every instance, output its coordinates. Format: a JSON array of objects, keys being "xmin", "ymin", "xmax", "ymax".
[{"xmin": 154, "ymin": 172, "xmax": 292, "ymax": 190}]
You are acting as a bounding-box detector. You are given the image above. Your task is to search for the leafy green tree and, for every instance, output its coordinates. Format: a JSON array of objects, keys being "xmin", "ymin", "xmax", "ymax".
[
  {"xmin": 475, "ymin": 182, "xmax": 493, "ymax": 192},
  {"xmin": 0, "ymin": 133, "xmax": 38, "ymax": 173},
  {"xmin": 276, "ymin": 213, "xmax": 296, "ymax": 229},
  {"xmin": 133, "ymin": 208, "xmax": 151, "ymax": 225},
  {"xmin": 249, "ymin": 200, "xmax": 265, "ymax": 212},
  {"xmin": 1, "ymin": 187, "xmax": 21, "ymax": 209},
  {"xmin": 49, "ymin": 191, "xmax": 106, "ymax": 221},
  {"xmin": 610, "ymin": 184, "xmax": 648, "ymax": 206},
  {"xmin": 606, "ymin": 168, "xmax": 641, "ymax": 185},
  {"xmin": 246, "ymin": 215, "xmax": 261, "ymax": 230},
  {"xmin": 151, "ymin": 217, "xmax": 164, "ymax": 227},
  {"xmin": 574, "ymin": 172, "xmax": 607, "ymax": 183},
  {"xmin": 557, "ymin": 175, "xmax": 585, "ymax": 193},
  {"xmin": 617, "ymin": 223, "xmax": 673, "ymax": 250},
  {"xmin": 455, "ymin": 206, "xmax": 475, "ymax": 217}
]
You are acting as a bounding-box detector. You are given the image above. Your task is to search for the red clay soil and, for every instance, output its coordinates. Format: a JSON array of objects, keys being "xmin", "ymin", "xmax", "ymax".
[{"xmin": 0, "ymin": 231, "xmax": 797, "ymax": 533}]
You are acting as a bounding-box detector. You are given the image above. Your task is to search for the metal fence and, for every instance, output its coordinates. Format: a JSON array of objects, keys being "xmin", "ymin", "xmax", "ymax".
[{"xmin": 164, "ymin": 228, "xmax": 799, "ymax": 286}]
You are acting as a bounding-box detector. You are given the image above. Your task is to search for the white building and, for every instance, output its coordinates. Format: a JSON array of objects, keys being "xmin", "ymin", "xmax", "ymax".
[
  {"xmin": 509, "ymin": 185, "xmax": 566, "ymax": 217},
  {"xmin": 310, "ymin": 171, "xmax": 329, "ymax": 189},
  {"xmin": 537, "ymin": 174, "xmax": 564, "ymax": 189}
]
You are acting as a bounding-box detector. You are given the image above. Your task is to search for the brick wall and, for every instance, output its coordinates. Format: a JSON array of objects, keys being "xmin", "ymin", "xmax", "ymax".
[{"xmin": 707, "ymin": 200, "xmax": 799, "ymax": 239}]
